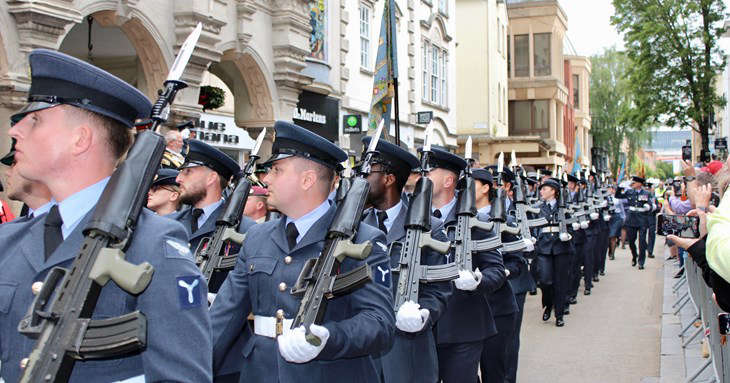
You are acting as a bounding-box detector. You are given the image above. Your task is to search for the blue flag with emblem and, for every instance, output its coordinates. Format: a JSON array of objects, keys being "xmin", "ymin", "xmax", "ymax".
[
  {"xmin": 571, "ymin": 134, "xmax": 581, "ymax": 175},
  {"xmin": 617, "ymin": 155, "xmax": 626, "ymax": 183},
  {"xmin": 368, "ymin": 0, "xmax": 398, "ymax": 138}
]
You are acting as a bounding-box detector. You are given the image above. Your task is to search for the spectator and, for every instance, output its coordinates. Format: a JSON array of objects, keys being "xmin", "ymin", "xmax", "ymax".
[
  {"xmin": 243, "ymin": 186, "xmax": 269, "ymax": 223},
  {"xmin": 165, "ymin": 129, "xmax": 184, "ymax": 154}
]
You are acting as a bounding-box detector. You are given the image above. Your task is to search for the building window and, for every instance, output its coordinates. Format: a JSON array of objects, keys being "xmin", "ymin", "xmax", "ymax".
[
  {"xmin": 507, "ymin": 35, "xmax": 511, "ymax": 78},
  {"xmin": 439, "ymin": 0, "xmax": 448, "ymax": 16},
  {"xmin": 498, "ymin": 84, "xmax": 502, "ymax": 123},
  {"xmin": 359, "ymin": 4, "xmax": 371, "ymax": 69},
  {"xmin": 431, "ymin": 46, "xmax": 439, "ymax": 103},
  {"xmin": 423, "ymin": 41, "xmax": 429, "ymax": 100},
  {"xmin": 514, "ymin": 34, "xmax": 529, "ymax": 77},
  {"xmin": 497, "ymin": 19, "xmax": 502, "ymax": 54},
  {"xmin": 441, "ymin": 51, "xmax": 448, "ymax": 105},
  {"xmin": 572, "ymin": 74, "xmax": 580, "ymax": 109},
  {"xmin": 508, "ymin": 100, "xmax": 550, "ymax": 138},
  {"xmin": 534, "ymin": 33, "xmax": 551, "ymax": 76}
]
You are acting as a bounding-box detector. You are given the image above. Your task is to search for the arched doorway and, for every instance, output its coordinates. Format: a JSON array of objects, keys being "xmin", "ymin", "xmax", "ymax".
[{"xmin": 57, "ymin": 10, "xmax": 168, "ymax": 100}]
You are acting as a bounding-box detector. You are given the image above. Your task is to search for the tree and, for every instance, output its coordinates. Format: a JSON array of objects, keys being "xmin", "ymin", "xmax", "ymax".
[
  {"xmin": 611, "ymin": 0, "xmax": 727, "ymax": 161},
  {"xmin": 590, "ymin": 47, "xmax": 650, "ymax": 177}
]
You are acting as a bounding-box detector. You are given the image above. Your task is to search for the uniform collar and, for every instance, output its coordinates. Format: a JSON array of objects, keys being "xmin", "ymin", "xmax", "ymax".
[
  {"xmin": 433, "ymin": 196, "xmax": 457, "ymax": 219},
  {"xmin": 56, "ymin": 176, "xmax": 110, "ymax": 239},
  {"xmin": 477, "ymin": 204, "xmax": 492, "ymax": 216},
  {"xmin": 286, "ymin": 199, "xmax": 331, "ymax": 244},
  {"xmin": 197, "ymin": 198, "xmax": 224, "ymax": 229},
  {"xmin": 28, "ymin": 200, "xmax": 53, "ymax": 218},
  {"xmin": 375, "ymin": 199, "xmax": 403, "ymax": 233}
]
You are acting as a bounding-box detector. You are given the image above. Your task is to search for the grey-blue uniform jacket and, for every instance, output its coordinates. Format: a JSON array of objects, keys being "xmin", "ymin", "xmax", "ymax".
[
  {"xmin": 535, "ymin": 202, "xmax": 574, "ymax": 256},
  {"xmin": 362, "ymin": 205, "xmax": 452, "ymax": 383},
  {"xmin": 615, "ymin": 188, "xmax": 651, "ymax": 228},
  {"xmin": 170, "ymin": 204, "xmax": 256, "ymax": 254},
  {"xmin": 209, "ymin": 204, "xmax": 395, "ymax": 382},
  {"xmin": 477, "ymin": 210, "xmax": 519, "ymax": 317},
  {"xmin": 0, "ymin": 210, "xmax": 212, "ymax": 382},
  {"xmin": 437, "ymin": 204, "xmax": 507, "ymax": 344}
]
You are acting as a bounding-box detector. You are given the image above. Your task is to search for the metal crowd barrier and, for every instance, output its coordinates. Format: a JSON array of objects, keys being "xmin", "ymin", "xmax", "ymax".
[{"xmin": 677, "ymin": 258, "xmax": 727, "ymax": 382}]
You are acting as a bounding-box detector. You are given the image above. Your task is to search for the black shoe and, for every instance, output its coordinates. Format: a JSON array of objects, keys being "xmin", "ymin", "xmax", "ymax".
[
  {"xmin": 638, "ymin": 265, "xmax": 645, "ymax": 270},
  {"xmin": 529, "ymin": 290, "xmax": 537, "ymax": 296},
  {"xmin": 592, "ymin": 276, "xmax": 599, "ymax": 282},
  {"xmin": 599, "ymin": 270, "xmax": 605, "ymax": 276},
  {"xmin": 584, "ymin": 289, "xmax": 591, "ymax": 296},
  {"xmin": 569, "ymin": 296, "xmax": 578, "ymax": 305},
  {"xmin": 543, "ymin": 307, "xmax": 551, "ymax": 321},
  {"xmin": 556, "ymin": 318, "xmax": 565, "ymax": 327},
  {"xmin": 632, "ymin": 259, "xmax": 637, "ymax": 267},
  {"xmin": 648, "ymin": 253, "xmax": 655, "ymax": 258},
  {"xmin": 674, "ymin": 269, "xmax": 684, "ymax": 278},
  {"xmin": 564, "ymin": 308, "xmax": 570, "ymax": 315},
  {"xmin": 609, "ymin": 255, "xmax": 615, "ymax": 260}
]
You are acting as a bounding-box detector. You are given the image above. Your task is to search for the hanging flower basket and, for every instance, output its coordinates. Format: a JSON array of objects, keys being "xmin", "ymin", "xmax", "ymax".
[{"xmin": 198, "ymin": 85, "xmax": 225, "ymax": 111}]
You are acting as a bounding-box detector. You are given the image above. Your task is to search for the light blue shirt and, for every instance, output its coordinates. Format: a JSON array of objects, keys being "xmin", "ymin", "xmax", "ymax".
[
  {"xmin": 286, "ymin": 199, "xmax": 331, "ymax": 244},
  {"xmin": 477, "ymin": 204, "xmax": 492, "ymax": 217},
  {"xmin": 28, "ymin": 201, "xmax": 53, "ymax": 218},
  {"xmin": 547, "ymin": 199, "xmax": 557, "ymax": 209},
  {"xmin": 505, "ymin": 198, "xmax": 511, "ymax": 212},
  {"xmin": 197, "ymin": 199, "xmax": 223, "ymax": 230},
  {"xmin": 434, "ymin": 196, "xmax": 457, "ymax": 220},
  {"xmin": 57, "ymin": 177, "xmax": 110, "ymax": 239},
  {"xmin": 375, "ymin": 200, "xmax": 403, "ymax": 233}
]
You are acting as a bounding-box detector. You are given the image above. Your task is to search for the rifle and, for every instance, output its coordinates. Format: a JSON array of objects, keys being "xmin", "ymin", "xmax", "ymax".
[
  {"xmin": 197, "ymin": 130, "xmax": 266, "ymax": 283},
  {"xmin": 391, "ymin": 122, "xmax": 456, "ymax": 311},
  {"xmin": 490, "ymin": 152, "xmax": 527, "ymax": 253},
  {"xmin": 334, "ymin": 160, "xmax": 353, "ymax": 205},
  {"xmin": 290, "ymin": 121, "xmax": 384, "ymax": 345},
  {"xmin": 450, "ymin": 137, "xmax": 497, "ymax": 274},
  {"xmin": 556, "ymin": 171, "xmax": 572, "ymax": 242},
  {"xmin": 508, "ymin": 151, "xmax": 547, "ymax": 251},
  {"xmin": 17, "ymin": 24, "xmax": 204, "ymax": 382},
  {"xmin": 18, "ymin": 130, "xmax": 165, "ymax": 382}
]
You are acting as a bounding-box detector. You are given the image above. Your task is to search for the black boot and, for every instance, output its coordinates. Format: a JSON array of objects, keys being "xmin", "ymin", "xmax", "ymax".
[
  {"xmin": 556, "ymin": 318, "xmax": 565, "ymax": 327},
  {"xmin": 569, "ymin": 296, "xmax": 578, "ymax": 305},
  {"xmin": 584, "ymin": 288, "xmax": 591, "ymax": 295},
  {"xmin": 631, "ymin": 257, "xmax": 637, "ymax": 267},
  {"xmin": 543, "ymin": 306, "xmax": 551, "ymax": 321}
]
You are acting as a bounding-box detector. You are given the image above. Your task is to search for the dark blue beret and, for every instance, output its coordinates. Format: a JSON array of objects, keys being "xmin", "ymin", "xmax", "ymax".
[
  {"xmin": 265, "ymin": 121, "xmax": 346, "ymax": 169},
  {"xmin": 566, "ymin": 173, "xmax": 579, "ymax": 183},
  {"xmin": 538, "ymin": 169, "xmax": 553, "ymax": 177},
  {"xmin": 362, "ymin": 136, "xmax": 418, "ymax": 179},
  {"xmin": 11, "ymin": 49, "xmax": 151, "ymax": 128},
  {"xmin": 418, "ymin": 145, "xmax": 466, "ymax": 175},
  {"xmin": 152, "ymin": 168, "xmax": 180, "ymax": 187},
  {"xmin": 485, "ymin": 165, "xmax": 515, "ymax": 183},
  {"xmin": 540, "ymin": 177, "xmax": 561, "ymax": 192},
  {"xmin": 183, "ymin": 139, "xmax": 240, "ymax": 181},
  {"xmin": 632, "ymin": 176, "xmax": 645, "ymax": 184},
  {"xmin": 471, "ymin": 168, "xmax": 493, "ymax": 185}
]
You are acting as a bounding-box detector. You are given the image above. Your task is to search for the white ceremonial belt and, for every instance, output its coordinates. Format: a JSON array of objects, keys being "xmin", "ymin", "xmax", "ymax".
[
  {"xmin": 541, "ymin": 226, "xmax": 560, "ymax": 233},
  {"xmin": 254, "ymin": 315, "xmax": 294, "ymax": 338},
  {"xmin": 628, "ymin": 206, "xmax": 638, "ymax": 211}
]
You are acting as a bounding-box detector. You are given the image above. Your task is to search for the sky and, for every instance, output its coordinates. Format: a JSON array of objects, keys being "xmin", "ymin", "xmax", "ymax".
[{"xmin": 559, "ymin": 0, "xmax": 730, "ymax": 57}]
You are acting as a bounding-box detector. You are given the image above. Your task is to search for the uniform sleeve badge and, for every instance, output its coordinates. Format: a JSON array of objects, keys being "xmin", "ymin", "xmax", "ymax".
[
  {"xmin": 371, "ymin": 260, "xmax": 392, "ymax": 288},
  {"xmin": 176, "ymin": 275, "xmax": 203, "ymax": 309}
]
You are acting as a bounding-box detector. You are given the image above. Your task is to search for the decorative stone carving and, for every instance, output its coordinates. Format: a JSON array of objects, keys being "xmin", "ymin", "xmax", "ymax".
[
  {"xmin": 236, "ymin": 0, "xmax": 257, "ymax": 47},
  {"xmin": 271, "ymin": 0, "xmax": 312, "ymax": 108},
  {"xmin": 8, "ymin": 0, "xmax": 82, "ymax": 53}
]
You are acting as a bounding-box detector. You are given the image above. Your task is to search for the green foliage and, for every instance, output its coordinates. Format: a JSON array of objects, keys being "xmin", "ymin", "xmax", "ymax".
[
  {"xmin": 590, "ymin": 47, "xmax": 650, "ymax": 177},
  {"xmin": 654, "ymin": 161, "xmax": 675, "ymax": 179},
  {"xmin": 611, "ymin": 0, "xmax": 727, "ymax": 152},
  {"xmin": 198, "ymin": 85, "xmax": 226, "ymax": 111}
]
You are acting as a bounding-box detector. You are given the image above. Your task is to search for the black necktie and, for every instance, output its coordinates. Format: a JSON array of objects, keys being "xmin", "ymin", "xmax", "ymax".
[
  {"xmin": 191, "ymin": 208, "xmax": 204, "ymax": 233},
  {"xmin": 44, "ymin": 205, "xmax": 63, "ymax": 260},
  {"xmin": 376, "ymin": 210, "xmax": 388, "ymax": 234},
  {"xmin": 433, "ymin": 209, "xmax": 442, "ymax": 219},
  {"xmin": 286, "ymin": 222, "xmax": 299, "ymax": 250}
]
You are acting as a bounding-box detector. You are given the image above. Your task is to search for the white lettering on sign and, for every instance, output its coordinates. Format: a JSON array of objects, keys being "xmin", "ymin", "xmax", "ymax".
[
  {"xmin": 293, "ymin": 107, "xmax": 327, "ymax": 125},
  {"xmin": 192, "ymin": 113, "xmax": 256, "ymax": 151}
]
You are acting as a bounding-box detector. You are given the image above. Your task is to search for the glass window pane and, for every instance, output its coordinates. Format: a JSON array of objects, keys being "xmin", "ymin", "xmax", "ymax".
[
  {"xmin": 360, "ymin": 5, "xmax": 370, "ymax": 68},
  {"xmin": 572, "ymin": 74, "xmax": 580, "ymax": 109},
  {"xmin": 514, "ymin": 34, "xmax": 529, "ymax": 77},
  {"xmin": 534, "ymin": 100, "xmax": 549, "ymax": 137},
  {"xmin": 423, "ymin": 42, "xmax": 429, "ymax": 100},
  {"xmin": 534, "ymin": 33, "xmax": 551, "ymax": 76},
  {"xmin": 441, "ymin": 52, "xmax": 447, "ymax": 105},
  {"xmin": 509, "ymin": 101, "xmax": 531, "ymax": 135}
]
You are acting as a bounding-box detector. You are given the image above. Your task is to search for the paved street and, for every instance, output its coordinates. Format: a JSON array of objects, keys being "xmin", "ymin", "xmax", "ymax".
[{"xmin": 517, "ymin": 242, "xmax": 663, "ymax": 383}]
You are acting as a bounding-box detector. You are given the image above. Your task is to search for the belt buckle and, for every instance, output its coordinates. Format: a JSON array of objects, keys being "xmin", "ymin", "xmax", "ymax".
[{"xmin": 275, "ymin": 309, "xmax": 284, "ymax": 336}]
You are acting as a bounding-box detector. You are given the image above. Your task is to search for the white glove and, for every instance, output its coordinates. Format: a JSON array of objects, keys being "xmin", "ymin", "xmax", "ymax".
[
  {"xmin": 580, "ymin": 220, "xmax": 590, "ymax": 229},
  {"xmin": 603, "ymin": 214, "xmax": 611, "ymax": 222},
  {"xmin": 454, "ymin": 268, "xmax": 482, "ymax": 291},
  {"xmin": 395, "ymin": 301, "xmax": 430, "ymax": 333},
  {"xmin": 522, "ymin": 238, "xmax": 535, "ymax": 252},
  {"xmin": 643, "ymin": 203, "xmax": 651, "ymax": 211},
  {"xmin": 207, "ymin": 293, "xmax": 217, "ymax": 305},
  {"xmin": 590, "ymin": 212, "xmax": 599, "ymax": 220},
  {"xmin": 571, "ymin": 222, "xmax": 580, "ymax": 231},
  {"xmin": 559, "ymin": 232, "xmax": 572, "ymax": 242},
  {"xmin": 277, "ymin": 324, "xmax": 329, "ymax": 363}
]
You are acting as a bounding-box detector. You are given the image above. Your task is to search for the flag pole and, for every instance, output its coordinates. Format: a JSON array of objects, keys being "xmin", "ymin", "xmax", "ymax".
[{"xmin": 393, "ymin": 77, "xmax": 401, "ymax": 146}]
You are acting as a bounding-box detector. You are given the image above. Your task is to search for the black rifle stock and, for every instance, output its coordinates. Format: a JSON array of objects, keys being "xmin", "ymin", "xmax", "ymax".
[
  {"xmin": 18, "ymin": 130, "xmax": 165, "ymax": 382},
  {"xmin": 197, "ymin": 155, "xmax": 262, "ymax": 282},
  {"xmin": 490, "ymin": 166, "xmax": 527, "ymax": 252},
  {"xmin": 391, "ymin": 155, "xmax": 455, "ymax": 311},
  {"xmin": 290, "ymin": 151, "xmax": 379, "ymax": 346},
  {"xmin": 512, "ymin": 168, "xmax": 547, "ymax": 244},
  {"xmin": 557, "ymin": 181, "xmax": 572, "ymax": 241},
  {"xmin": 450, "ymin": 166, "xmax": 495, "ymax": 274}
]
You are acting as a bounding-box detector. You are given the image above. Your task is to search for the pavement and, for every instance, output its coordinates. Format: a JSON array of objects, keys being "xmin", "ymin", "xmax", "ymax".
[{"xmin": 517, "ymin": 242, "xmax": 664, "ymax": 383}]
